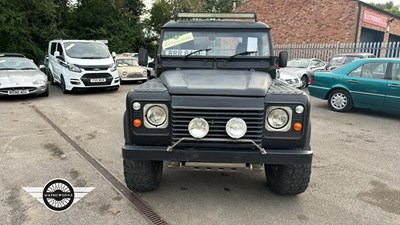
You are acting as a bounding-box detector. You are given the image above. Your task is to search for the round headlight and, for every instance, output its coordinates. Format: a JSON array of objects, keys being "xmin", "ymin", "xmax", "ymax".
[
  {"xmin": 122, "ymin": 71, "xmax": 128, "ymax": 75},
  {"xmin": 226, "ymin": 118, "xmax": 247, "ymax": 139},
  {"xmin": 146, "ymin": 105, "xmax": 167, "ymax": 126},
  {"xmin": 267, "ymin": 108, "xmax": 289, "ymax": 129},
  {"xmin": 188, "ymin": 118, "xmax": 209, "ymax": 139},
  {"xmin": 132, "ymin": 102, "xmax": 141, "ymax": 111},
  {"xmin": 295, "ymin": 105, "xmax": 304, "ymax": 114}
]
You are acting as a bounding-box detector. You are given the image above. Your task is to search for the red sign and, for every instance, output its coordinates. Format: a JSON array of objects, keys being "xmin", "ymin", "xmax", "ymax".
[{"xmin": 363, "ymin": 10, "xmax": 387, "ymax": 28}]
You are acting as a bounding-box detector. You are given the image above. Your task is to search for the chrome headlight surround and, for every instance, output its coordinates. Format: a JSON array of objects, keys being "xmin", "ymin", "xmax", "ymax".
[
  {"xmin": 265, "ymin": 106, "xmax": 292, "ymax": 132},
  {"xmin": 143, "ymin": 104, "xmax": 168, "ymax": 128},
  {"xmin": 188, "ymin": 118, "xmax": 209, "ymax": 139},
  {"xmin": 226, "ymin": 118, "xmax": 247, "ymax": 139}
]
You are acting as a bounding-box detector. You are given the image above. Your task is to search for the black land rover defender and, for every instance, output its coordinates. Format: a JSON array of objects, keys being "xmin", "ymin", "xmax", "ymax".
[{"xmin": 122, "ymin": 13, "xmax": 312, "ymax": 195}]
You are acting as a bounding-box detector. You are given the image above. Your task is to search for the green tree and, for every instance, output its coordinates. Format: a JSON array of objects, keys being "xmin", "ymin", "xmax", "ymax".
[{"xmin": 370, "ymin": 0, "xmax": 400, "ymax": 17}]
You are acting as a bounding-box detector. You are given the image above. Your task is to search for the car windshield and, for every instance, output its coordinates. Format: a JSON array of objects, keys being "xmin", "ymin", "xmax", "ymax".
[
  {"xmin": 116, "ymin": 59, "xmax": 139, "ymax": 67},
  {"xmin": 160, "ymin": 30, "xmax": 271, "ymax": 57},
  {"xmin": 287, "ymin": 59, "xmax": 309, "ymax": 68},
  {"xmin": 63, "ymin": 42, "xmax": 110, "ymax": 59},
  {"xmin": 0, "ymin": 58, "xmax": 38, "ymax": 70}
]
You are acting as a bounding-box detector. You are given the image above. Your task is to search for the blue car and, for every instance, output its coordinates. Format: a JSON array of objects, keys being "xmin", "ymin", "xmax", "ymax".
[{"xmin": 308, "ymin": 58, "xmax": 400, "ymax": 113}]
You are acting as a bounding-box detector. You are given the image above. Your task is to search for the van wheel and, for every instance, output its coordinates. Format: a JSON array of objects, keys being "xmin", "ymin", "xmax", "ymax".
[{"xmin": 60, "ymin": 76, "xmax": 69, "ymax": 94}]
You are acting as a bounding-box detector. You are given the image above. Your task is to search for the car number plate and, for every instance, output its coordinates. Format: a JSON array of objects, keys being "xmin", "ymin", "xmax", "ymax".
[
  {"xmin": 8, "ymin": 89, "xmax": 29, "ymax": 95},
  {"xmin": 90, "ymin": 78, "xmax": 106, "ymax": 83}
]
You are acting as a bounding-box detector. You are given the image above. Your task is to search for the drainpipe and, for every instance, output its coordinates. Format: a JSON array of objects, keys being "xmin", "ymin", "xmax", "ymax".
[{"xmin": 354, "ymin": 1, "xmax": 362, "ymax": 51}]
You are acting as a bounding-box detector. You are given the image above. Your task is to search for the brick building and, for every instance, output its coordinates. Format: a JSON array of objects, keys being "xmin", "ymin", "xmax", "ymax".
[{"xmin": 236, "ymin": 0, "xmax": 400, "ymax": 44}]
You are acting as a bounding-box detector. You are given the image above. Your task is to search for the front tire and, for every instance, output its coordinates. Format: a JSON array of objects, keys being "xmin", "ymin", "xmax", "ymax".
[
  {"xmin": 328, "ymin": 89, "xmax": 353, "ymax": 112},
  {"xmin": 300, "ymin": 75, "xmax": 309, "ymax": 89},
  {"xmin": 40, "ymin": 85, "xmax": 49, "ymax": 97},
  {"xmin": 265, "ymin": 164, "xmax": 311, "ymax": 195},
  {"xmin": 60, "ymin": 76, "xmax": 69, "ymax": 94},
  {"xmin": 124, "ymin": 159, "xmax": 163, "ymax": 192}
]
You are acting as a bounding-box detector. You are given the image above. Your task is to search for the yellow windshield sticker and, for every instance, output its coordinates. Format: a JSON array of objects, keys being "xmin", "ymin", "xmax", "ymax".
[{"xmin": 162, "ymin": 33, "xmax": 194, "ymax": 49}]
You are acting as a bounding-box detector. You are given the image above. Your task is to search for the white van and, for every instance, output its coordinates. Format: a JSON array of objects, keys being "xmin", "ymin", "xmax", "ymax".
[{"xmin": 48, "ymin": 40, "xmax": 120, "ymax": 93}]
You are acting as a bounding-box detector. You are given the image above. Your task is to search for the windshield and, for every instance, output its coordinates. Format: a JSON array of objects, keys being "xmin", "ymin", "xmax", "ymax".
[
  {"xmin": 287, "ymin": 59, "xmax": 310, "ymax": 68},
  {"xmin": 160, "ymin": 30, "xmax": 271, "ymax": 57},
  {"xmin": 0, "ymin": 58, "xmax": 38, "ymax": 70},
  {"xmin": 63, "ymin": 42, "xmax": 110, "ymax": 59},
  {"xmin": 116, "ymin": 59, "xmax": 139, "ymax": 67}
]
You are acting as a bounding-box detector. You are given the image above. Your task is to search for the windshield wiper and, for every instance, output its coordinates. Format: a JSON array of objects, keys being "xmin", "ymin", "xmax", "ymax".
[
  {"xmin": 79, "ymin": 57, "xmax": 105, "ymax": 59},
  {"xmin": 20, "ymin": 68, "xmax": 37, "ymax": 70},
  {"xmin": 183, "ymin": 48, "xmax": 212, "ymax": 59},
  {"xmin": 229, "ymin": 51, "xmax": 258, "ymax": 59},
  {"xmin": 0, "ymin": 68, "xmax": 16, "ymax": 70}
]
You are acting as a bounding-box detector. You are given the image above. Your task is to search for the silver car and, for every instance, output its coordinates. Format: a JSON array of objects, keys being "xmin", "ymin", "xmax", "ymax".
[
  {"xmin": 280, "ymin": 58, "xmax": 326, "ymax": 88},
  {"xmin": 277, "ymin": 69, "xmax": 302, "ymax": 88},
  {"xmin": 0, "ymin": 56, "xmax": 49, "ymax": 97}
]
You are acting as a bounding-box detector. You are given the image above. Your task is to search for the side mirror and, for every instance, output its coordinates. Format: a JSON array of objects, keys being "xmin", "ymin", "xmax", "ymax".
[
  {"xmin": 54, "ymin": 51, "xmax": 60, "ymax": 57},
  {"xmin": 39, "ymin": 65, "xmax": 45, "ymax": 69},
  {"xmin": 278, "ymin": 51, "xmax": 288, "ymax": 68},
  {"xmin": 138, "ymin": 48, "xmax": 149, "ymax": 66},
  {"xmin": 310, "ymin": 66, "xmax": 317, "ymax": 70},
  {"xmin": 112, "ymin": 52, "xmax": 116, "ymax": 58}
]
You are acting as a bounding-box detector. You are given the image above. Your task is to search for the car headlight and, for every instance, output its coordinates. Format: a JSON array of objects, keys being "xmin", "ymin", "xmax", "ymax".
[
  {"xmin": 144, "ymin": 104, "xmax": 168, "ymax": 128},
  {"xmin": 110, "ymin": 64, "xmax": 117, "ymax": 72},
  {"xmin": 33, "ymin": 79, "xmax": 46, "ymax": 85},
  {"xmin": 266, "ymin": 107, "xmax": 291, "ymax": 131},
  {"xmin": 143, "ymin": 70, "xmax": 147, "ymax": 76},
  {"xmin": 188, "ymin": 118, "xmax": 209, "ymax": 139},
  {"xmin": 226, "ymin": 118, "xmax": 247, "ymax": 139},
  {"xmin": 267, "ymin": 108, "xmax": 289, "ymax": 129},
  {"xmin": 68, "ymin": 64, "xmax": 81, "ymax": 73}
]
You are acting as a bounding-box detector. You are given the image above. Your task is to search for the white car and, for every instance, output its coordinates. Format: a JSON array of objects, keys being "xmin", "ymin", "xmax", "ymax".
[
  {"xmin": 0, "ymin": 56, "xmax": 49, "ymax": 97},
  {"xmin": 48, "ymin": 40, "xmax": 120, "ymax": 93},
  {"xmin": 277, "ymin": 69, "xmax": 302, "ymax": 88}
]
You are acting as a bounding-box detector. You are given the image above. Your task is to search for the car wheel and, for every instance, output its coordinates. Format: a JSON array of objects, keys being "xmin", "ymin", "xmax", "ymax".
[
  {"xmin": 328, "ymin": 89, "xmax": 353, "ymax": 112},
  {"xmin": 265, "ymin": 164, "xmax": 311, "ymax": 195},
  {"xmin": 300, "ymin": 75, "xmax": 309, "ymax": 89},
  {"xmin": 40, "ymin": 85, "xmax": 49, "ymax": 97},
  {"xmin": 60, "ymin": 76, "xmax": 69, "ymax": 94},
  {"xmin": 123, "ymin": 159, "xmax": 163, "ymax": 192}
]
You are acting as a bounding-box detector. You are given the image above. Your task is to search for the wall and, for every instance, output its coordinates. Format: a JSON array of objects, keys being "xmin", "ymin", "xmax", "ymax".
[{"xmin": 236, "ymin": 0, "xmax": 359, "ymax": 44}]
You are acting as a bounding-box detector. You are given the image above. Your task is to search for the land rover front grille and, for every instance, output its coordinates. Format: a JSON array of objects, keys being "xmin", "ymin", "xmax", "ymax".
[
  {"xmin": 171, "ymin": 108, "xmax": 264, "ymax": 149},
  {"xmin": 81, "ymin": 73, "xmax": 113, "ymax": 86}
]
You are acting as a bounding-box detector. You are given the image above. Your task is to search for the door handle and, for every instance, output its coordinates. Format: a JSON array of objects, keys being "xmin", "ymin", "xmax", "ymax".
[
  {"xmin": 348, "ymin": 79, "xmax": 358, "ymax": 83},
  {"xmin": 388, "ymin": 84, "xmax": 400, "ymax": 88}
]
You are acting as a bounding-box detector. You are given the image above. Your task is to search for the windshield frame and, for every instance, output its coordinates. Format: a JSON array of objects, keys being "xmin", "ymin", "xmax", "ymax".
[
  {"xmin": 63, "ymin": 41, "xmax": 111, "ymax": 59},
  {"xmin": 158, "ymin": 28, "xmax": 273, "ymax": 59}
]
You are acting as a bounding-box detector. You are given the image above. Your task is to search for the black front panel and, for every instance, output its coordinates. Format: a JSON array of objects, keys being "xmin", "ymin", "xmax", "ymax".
[
  {"xmin": 81, "ymin": 73, "xmax": 113, "ymax": 86},
  {"xmin": 171, "ymin": 96, "xmax": 265, "ymax": 150}
]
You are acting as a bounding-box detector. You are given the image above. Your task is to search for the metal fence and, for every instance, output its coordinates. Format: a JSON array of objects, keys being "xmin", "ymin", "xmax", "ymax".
[{"xmin": 273, "ymin": 42, "xmax": 400, "ymax": 62}]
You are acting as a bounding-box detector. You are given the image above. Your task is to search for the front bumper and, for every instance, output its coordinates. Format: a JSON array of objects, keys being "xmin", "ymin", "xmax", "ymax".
[
  {"xmin": 0, "ymin": 84, "xmax": 47, "ymax": 96},
  {"xmin": 122, "ymin": 144, "xmax": 313, "ymax": 164}
]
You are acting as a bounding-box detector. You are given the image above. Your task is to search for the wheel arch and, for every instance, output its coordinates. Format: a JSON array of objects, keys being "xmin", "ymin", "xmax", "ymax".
[{"xmin": 325, "ymin": 86, "xmax": 352, "ymax": 100}]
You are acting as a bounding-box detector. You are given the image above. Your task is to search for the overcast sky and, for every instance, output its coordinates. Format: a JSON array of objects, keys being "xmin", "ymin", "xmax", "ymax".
[{"xmin": 362, "ymin": 0, "xmax": 400, "ymax": 4}]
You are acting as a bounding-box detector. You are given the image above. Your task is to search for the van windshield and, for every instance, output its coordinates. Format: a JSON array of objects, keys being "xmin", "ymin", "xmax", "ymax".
[{"xmin": 63, "ymin": 42, "xmax": 110, "ymax": 59}]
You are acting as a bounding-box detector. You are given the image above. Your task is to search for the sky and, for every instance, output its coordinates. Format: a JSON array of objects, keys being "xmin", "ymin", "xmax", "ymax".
[{"xmin": 362, "ymin": 0, "xmax": 400, "ymax": 4}]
